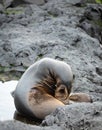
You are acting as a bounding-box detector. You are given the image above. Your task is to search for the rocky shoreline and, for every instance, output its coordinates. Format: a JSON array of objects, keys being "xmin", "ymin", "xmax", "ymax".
[{"xmin": 0, "ymin": 0, "xmax": 102, "ymax": 129}]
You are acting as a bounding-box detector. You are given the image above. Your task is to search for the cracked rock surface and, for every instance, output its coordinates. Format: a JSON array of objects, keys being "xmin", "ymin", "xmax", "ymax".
[{"xmin": 0, "ymin": 0, "xmax": 102, "ymax": 129}]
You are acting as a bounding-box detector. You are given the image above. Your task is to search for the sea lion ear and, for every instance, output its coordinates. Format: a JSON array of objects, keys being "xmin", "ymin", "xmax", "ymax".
[{"xmin": 11, "ymin": 90, "xmax": 15, "ymax": 98}]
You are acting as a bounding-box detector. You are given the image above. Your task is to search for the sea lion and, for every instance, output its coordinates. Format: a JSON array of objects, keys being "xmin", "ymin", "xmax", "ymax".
[{"xmin": 14, "ymin": 58, "xmax": 74, "ymax": 119}]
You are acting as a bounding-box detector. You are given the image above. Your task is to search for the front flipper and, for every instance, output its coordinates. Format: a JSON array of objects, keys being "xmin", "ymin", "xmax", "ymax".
[{"xmin": 69, "ymin": 93, "xmax": 93, "ymax": 103}]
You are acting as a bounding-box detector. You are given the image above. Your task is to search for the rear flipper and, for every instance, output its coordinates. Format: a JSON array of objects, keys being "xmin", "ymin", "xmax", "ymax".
[{"xmin": 69, "ymin": 93, "xmax": 93, "ymax": 103}]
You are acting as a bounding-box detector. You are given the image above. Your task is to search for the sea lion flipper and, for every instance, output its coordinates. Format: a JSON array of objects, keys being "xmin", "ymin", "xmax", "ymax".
[{"xmin": 69, "ymin": 93, "xmax": 92, "ymax": 103}]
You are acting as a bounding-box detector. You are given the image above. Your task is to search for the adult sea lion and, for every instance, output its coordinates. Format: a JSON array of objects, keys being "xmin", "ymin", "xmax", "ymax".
[{"xmin": 14, "ymin": 58, "xmax": 74, "ymax": 120}]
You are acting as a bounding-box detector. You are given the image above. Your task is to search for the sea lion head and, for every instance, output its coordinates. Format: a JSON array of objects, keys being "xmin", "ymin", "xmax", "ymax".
[
  {"xmin": 55, "ymin": 78, "xmax": 73, "ymax": 104},
  {"xmin": 55, "ymin": 83, "xmax": 72, "ymax": 102},
  {"xmin": 55, "ymin": 84, "xmax": 68, "ymax": 100}
]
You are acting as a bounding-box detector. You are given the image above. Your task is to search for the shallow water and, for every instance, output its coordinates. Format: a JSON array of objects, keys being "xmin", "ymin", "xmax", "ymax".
[{"xmin": 0, "ymin": 81, "xmax": 18, "ymax": 121}]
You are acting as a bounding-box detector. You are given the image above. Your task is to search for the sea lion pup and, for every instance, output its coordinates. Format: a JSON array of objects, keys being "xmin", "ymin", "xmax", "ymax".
[
  {"xmin": 69, "ymin": 93, "xmax": 93, "ymax": 103},
  {"xmin": 14, "ymin": 58, "xmax": 74, "ymax": 119}
]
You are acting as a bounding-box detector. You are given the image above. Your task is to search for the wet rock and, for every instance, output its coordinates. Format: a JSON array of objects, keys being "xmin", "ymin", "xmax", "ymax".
[{"xmin": 42, "ymin": 102, "xmax": 102, "ymax": 130}]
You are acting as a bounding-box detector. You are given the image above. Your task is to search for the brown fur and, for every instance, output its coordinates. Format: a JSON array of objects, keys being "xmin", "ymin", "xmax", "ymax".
[
  {"xmin": 34, "ymin": 70, "xmax": 57, "ymax": 96},
  {"xmin": 28, "ymin": 87, "xmax": 53, "ymax": 104},
  {"xmin": 31, "ymin": 70, "xmax": 71, "ymax": 103},
  {"xmin": 28, "ymin": 87, "xmax": 64, "ymax": 119},
  {"xmin": 29, "ymin": 78, "xmax": 92, "ymax": 107}
]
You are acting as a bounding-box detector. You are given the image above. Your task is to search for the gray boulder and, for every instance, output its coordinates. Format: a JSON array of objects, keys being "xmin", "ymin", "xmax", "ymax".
[
  {"xmin": 0, "ymin": 120, "xmax": 62, "ymax": 130},
  {"xmin": 42, "ymin": 102, "xmax": 102, "ymax": 130},
  {"xmin": 0, "ymin": 0, "xmax": 102, "ymax": 129}
]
